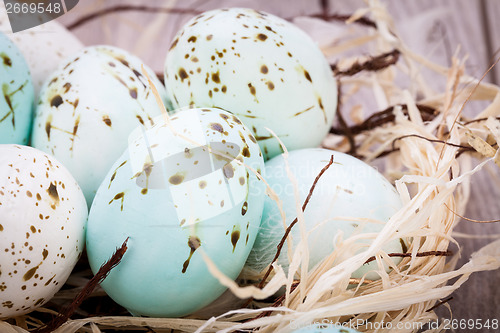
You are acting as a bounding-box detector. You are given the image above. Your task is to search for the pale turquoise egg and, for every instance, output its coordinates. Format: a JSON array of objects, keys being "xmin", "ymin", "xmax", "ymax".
[
  {"xmin": 246, "ymin": 148, "xmax": 404, "ymax": 280},
  {"xmin": 292, "ymin": 324, "xmax": 361, "ymax": 333},
  {"xmin": 86, "ymin": 108, "xmax": 265, "ymax": 317},
  {"xmin": 31, "ymin": 45, "xmax": 167, "ymax": 206},
  {"xmin": 164, "ymin": 8, "xmax": 337, "ymax": 160},
  {"xmin": 0, "ymin": 32, "xmax": 34, "ymax": 145}
]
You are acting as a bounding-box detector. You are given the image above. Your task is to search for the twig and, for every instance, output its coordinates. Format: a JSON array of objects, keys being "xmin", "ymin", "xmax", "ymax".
[
  {"xmin": 334, "ymin": 80, "xmax": 357, "ymax": 156},
  {"xmin": 462, "ymin": 116, "xmax": 500, "ymax": 126},
  {"xmin": 309, "ymin": 13, "xmax": 377, "ymax": 28},
  {"xmin": 426, "ymin": 296, "xmax": 453, "ymax": 312},
  {"xmin": 319, "ymin": 0, "xmax": 329, "ymax": 20},
  {"xmin": 32, "ymin": 238, "xmax": 129, "ymax": 333},
  {"xmin": 66, "ymin": 6, "xmax": 201, "ymax": 30},
  {"xmin": 251, "ymin": 281, "xmax": 301, "ymax": 321},
  {"xmin": 391, "ymin": 134, "xmax": 473, "ymax": 151},
  {"xmin": 257, "ymin": 155, "xmax": 335, "ymax": 289},
  {"xmin": 364, "ymin": 250, "xmax": 453, "ymax": 264},
  {"xmin": 66, "ymin": 4, "xmax": 377, "ymax": 31},
  {"xmin": 332, "ymin": 49, "xmax": 401, "ymax": 76},
  {"xmin": 330, "ymin": 104, "xmax": 436, "ymax": 136}
]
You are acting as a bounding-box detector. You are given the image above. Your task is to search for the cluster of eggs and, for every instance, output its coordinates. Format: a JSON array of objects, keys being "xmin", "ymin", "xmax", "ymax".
[{"xmin": 0, "ymin": 7, "xmax": 403, "ymax": 322}]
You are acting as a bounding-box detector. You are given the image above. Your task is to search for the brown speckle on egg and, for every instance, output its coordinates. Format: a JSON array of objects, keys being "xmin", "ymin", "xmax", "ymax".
[
  {"xmin": 231, "ymin": 230, "xmax": 240, "ymax": 252},
  {"xmin": 223, "ymin": 163, "xmax": 234, "ymax": 178},
  {"xmin": 50, "ymin": 95, "xmax": 63, "ymax": 108},
  {"xmin": 248, "ymin": 83, "xmax": 256, "ymax": 96},
  {"xmin": 102, "ymin": 115, "xmax": 112, "ymax": 127},
  {"xmin": 169, "ymin": 173, "xmax": 185, "ymax": 185},
  {"xmin": 182, "ymin": 236, "xmax": 201, "ymax": 273},
  {"xmin": 210, "ymin": 123, "xmax": 224, "ymax": 133},
  {"xmin": 256, "ymin": 33, "xmax": 268, "ymax": 41},
  {"xmin": 178, "ymin": 68, "xmax": 189, "ymax": 82},
  {"xmin": 242, "ymin": 201, "xmax": 248, "ymax": 216}
]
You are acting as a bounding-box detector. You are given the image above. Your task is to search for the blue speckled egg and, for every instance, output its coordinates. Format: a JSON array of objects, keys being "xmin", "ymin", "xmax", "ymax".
[
  {"xmin": 246, "ymin": 148, "xmax": 404, "ymax": 280},
  {"xmin": 292, "ymin": 324, "xmax": 361, "ymax": 333},
  {"xmin": 164, "ymin": 8, "xmax": 337, "ymax": 160},
  {"xmin": 86, "ymin": 108, "xmax": 265, "ymax": 317},
  {"xmin": 31, "ymin": 45, "xmax": 167, "ymax": 206},
  {"xmin": 0, "ymin": 32, "xmax": 34, "ymax": 145}
]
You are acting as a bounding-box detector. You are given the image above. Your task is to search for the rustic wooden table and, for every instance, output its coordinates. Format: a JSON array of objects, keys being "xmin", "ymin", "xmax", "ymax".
[{"xmin": 54, "ymin": 0, "xmax": 500, "ymax": 331}]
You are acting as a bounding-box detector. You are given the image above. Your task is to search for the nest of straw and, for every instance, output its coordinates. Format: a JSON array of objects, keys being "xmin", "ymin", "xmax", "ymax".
[{"xmin": 2, "ymin": 0, "xmax": 500, "ymax": 332}]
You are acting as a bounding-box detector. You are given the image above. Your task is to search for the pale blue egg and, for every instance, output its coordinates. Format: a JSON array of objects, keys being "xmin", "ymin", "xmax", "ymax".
[
  {"xmin": 0, "ymin": 32, "xmax": 34, "ymax": 144},
  {"xmin": 246, "ymin": 148, "xmax": 404, "ymax": 280},
  {"xmin": 292, "ymin": 323, "xmax": 360, "ymax": 333},
  {"xmin": 86, "ymin": 108, "xmax": 265, "ymax": 317}
]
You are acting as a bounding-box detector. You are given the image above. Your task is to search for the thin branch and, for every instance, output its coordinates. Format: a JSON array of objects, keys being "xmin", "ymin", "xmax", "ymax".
[
  {"xmin": 32, "ymin": 238, "xmax": 130, "ymax": 333},
  {"xmin": 364, "ymin": 250, "xmax": 453, "ymax": 264},
  {"xmin": 65, "ymin": 5, "xmax": 377, "ymax": 31},
  {"xmin": 67, "ymin": 6, "xmax": 201, "ymax": 30},
  {"xmin": 391, "ymin": 134, "xmax": 472, "ymax": 151},
  {"xmin": 330, "ymin": 104, "xmax": 436, "ymax": 136},
  {"xmin": 334, "ymin": 80, "xmax": 357, "ymax": 155},
  {"xmin": 258, "ymin": 155, "xmax": 335, "ymax": 289},
  {"xmin": 426, "ymin": 296, "xmax": 453, "ymax": 312},
  {"xmin": 309, "ymin": 13, "xmax": 377, "ymax": 28},
  {"xmin": 462, "ymin": 116, "xmax": 500, "ymax": 126},
  {"xmin": 332, "ymin": 49, "xmax": 401, "ymax": 76}
]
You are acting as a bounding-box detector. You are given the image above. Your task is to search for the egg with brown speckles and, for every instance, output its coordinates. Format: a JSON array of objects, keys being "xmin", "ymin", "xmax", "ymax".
[
  {"xmin": 0, "ymin": 32, "xmax": 35, "ymax": 145},
  {"xmin": 0, "ymin": 144, "xmax": 87, "ymax": 318},
  {"xmin": 31, "ymin": 45, "xmax": 168, "ymax": 206},
  {"xmin": 164, "ymin": 8, "xmax": 337, "ymax": 159},
  {"xmin": 86, "ymin": 108, "xmax": 265, "ymax": 317},
  {"xmin": 0, "ymin": 10, "xmax": 84, "ymax": 98}
]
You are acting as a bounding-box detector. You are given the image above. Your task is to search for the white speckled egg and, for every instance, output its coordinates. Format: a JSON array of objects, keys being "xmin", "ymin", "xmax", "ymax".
[
  {"xmin": 164, "ymin": 8, "xmax": 337, "ymax": 160},
  {"xmin": 246, "ymin": 148, "xmax": 404, "ymax": 280},
  {"xmin": 0, "ymin": 10, "xmax": 84, "ymax": 97},
  {"xmin": 0, "ymin": 144, "xmax": 87, "ymax": 318},
  {"xmin": 31, "ymin": 45, "xmax": 168, "ymax": 206},
  {"xmin": 0, "ymin": 32, "xmax": 34, "ymax": 145},
  {"xmin": 86, "ymin": 108, "xmax": 265, "ymax": 317}
]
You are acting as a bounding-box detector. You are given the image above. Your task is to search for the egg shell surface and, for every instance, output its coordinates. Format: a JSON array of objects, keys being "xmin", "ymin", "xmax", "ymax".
[
  {"xmin": 164, "ymin": 8, "xmax": 337, "ymax": 160},
  {"xmin": 0, "ymin": 10, "xmax": 84, "ymax": 97},
  {"xmin": 246, "ymin": 148, "xmax": 404, "ymax": 280},
  {"xmin": 0, "ymin": 32, "xmax": 34, "ymax": 145},
  {"xmin": 31, "ymin": 45, "xmax": 168, "ymax": 206},
  {"xmin": 86, "ymin": 108, "xmax": 266, "ymax": 317},
  {"xmin": 291, "ymin": 324, "xmax": 361, "ymax": 333},
  {"xmin": 0, "ymin": 144, "xmax": 87, "ymax": 318}
]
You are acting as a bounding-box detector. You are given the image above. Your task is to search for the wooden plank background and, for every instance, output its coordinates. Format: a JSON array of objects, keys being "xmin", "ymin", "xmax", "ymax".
[{"xmin": 39, "ymin": 0, "xmax": 500, "ymax": 330}]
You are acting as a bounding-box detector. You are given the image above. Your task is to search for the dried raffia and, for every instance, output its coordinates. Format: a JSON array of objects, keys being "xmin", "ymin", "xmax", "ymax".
[{"xmin": 1, "ymin": 0, "xmax": 500, "ymax": 332}]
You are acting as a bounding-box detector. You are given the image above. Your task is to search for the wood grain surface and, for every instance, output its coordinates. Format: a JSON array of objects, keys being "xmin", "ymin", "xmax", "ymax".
[{"xmin": 53, "ymin": 0, "xmax": 500, "ymax": 331}]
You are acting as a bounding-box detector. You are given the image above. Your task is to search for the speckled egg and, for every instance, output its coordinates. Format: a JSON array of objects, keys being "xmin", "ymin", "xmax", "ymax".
[
  {"xmin": 31, "ymin": 45, "xmax": 168, "ymax": 206},
  {"xmin": 246, "ymin": 148, "xmax": 404, "ymax": 280},
  {"xmin": 0, "ymin": 144, "xmax": 87, "ymax": 318},
  {"xmin": 164, "ymin": 8, "xmax": 337, "ymax": 160},
  {"xmin": 86, "ymin": 108, "xmax": 265, "ymax": 317},
  {"xmin": 0, "ymin": 32, "xmax": 34, "ymax": 145},
  {"xmin": 0, "ymin": 10, "xmax": 84, "ymax": 97},
  {"xmin": 292, "ymin": 324, "xmax": 361, "ymax": 333}
]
